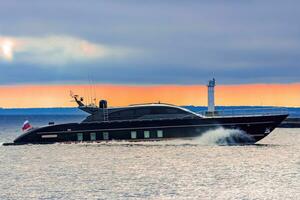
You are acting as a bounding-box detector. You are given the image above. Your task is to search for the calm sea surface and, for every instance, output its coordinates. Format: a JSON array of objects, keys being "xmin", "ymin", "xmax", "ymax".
[{"xmin": 0, "ymin": 115, "xmax": 299, "ymax": 200}]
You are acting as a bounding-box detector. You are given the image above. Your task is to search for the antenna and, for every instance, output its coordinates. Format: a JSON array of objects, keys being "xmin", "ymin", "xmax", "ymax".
[
  {"xmin": 92, "ymin": 75, "xmax": 97, "ymax": 105},
  {"xmin": 87, "ymin": 73, "xmax": 97, "ymax": 106},
  {"xmin": 69, "ymin": 90, "xmax": 74, "ymax": 98},
  {"xmin": 89, "ymin": 76, "xmax": 93, "ymax": 105}
]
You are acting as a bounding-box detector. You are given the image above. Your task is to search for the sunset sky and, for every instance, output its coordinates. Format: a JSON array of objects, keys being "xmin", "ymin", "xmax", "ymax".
[
  {"xmin": 0, "ymin": 1, "xmax": 299, "ymax": 108},
  {"xmin": 0, "ymin": 83, "xmax": 299, "ymax": 108}
]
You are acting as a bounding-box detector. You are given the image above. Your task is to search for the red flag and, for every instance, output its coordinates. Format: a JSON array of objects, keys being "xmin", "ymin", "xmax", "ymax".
[{"xmin": 22, "ymin": 120, "xmax": 32, "ymax": 131}]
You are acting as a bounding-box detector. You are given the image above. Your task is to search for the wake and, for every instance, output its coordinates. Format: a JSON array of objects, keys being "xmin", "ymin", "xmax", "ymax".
[{"xmin": 194, "ymin": 128, "xmax": 255, "ymax": 145}]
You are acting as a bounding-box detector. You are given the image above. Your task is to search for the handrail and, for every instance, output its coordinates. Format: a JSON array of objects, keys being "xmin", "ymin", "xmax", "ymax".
[{"xmin": 198, "ymin": 107, "xmax": 289, "ymax": 118}]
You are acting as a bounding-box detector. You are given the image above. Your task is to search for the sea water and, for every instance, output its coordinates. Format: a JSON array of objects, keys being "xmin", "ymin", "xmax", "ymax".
[{"xmin": 0, "ymin": 115, "xmax": 299, "ymax": 200}]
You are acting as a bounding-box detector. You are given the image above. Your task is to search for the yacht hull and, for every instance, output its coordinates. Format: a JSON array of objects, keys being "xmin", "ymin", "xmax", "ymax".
[{"xmin": 8, "ymin": 114, "xmax": 288, "ymax": 145}]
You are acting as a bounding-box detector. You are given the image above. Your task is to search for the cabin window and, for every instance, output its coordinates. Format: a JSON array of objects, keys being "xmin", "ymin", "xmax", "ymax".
[
  {"xmin": 120, "ymin": 110, "xmax": 135, "ymax": 118},
  {"xmin": 150, "ymin": 107, "xmax": 162, "ymax": 114},
  {"xmin": 103, "ymin": 132, "xmax": 109, "ymax": 140},
  {"xmin": 157, "ymin": 130, "xmax": 163, "ymax": 138},
  {"xmin": 77, "ymin": 133, "xmax": 83, "ymax": 141},
  {"xmin": 144, "ymin": 131, "xmax": 150, "ymax": 138},
  {"xmin": 166, "ymin": 108, "xmax": 179, "ymax": 114},
  {"xmin": 135, "ymin": 108, "xmax": 151, "ymax": 116},
  {"xmin": 130, "ymin": 131, "xmax": 137, "ymax": 139},
  {"xmin": 90, "ymin": 132, "xmax": 96, "ymax": 141},
  {"xmin": 149, "ymin": 107, "xmax": 185, "ymax": 115},
  {"xmin": 110, "ymin": 112, "xmax": 120, "ymax": 120}
]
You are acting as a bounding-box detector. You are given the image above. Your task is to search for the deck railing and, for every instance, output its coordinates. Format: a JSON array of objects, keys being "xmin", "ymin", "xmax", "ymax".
[{"xmin": 200, "ymin": 107, "xmax": 289, "ymax": 118}]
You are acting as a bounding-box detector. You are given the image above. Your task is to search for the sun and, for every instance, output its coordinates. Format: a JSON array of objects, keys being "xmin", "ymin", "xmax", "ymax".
[{"xmin": 0, "ymin": 39, "xmax": 14, "ymax": 61}]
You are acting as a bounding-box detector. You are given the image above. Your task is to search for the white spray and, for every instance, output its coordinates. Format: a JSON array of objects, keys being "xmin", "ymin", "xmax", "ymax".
[{"xmin": 194, "ymin": 128, "xmax": 255, "ymax": 145}]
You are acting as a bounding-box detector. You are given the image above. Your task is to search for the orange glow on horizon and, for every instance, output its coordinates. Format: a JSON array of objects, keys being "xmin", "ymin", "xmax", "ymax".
[{"xmin": 0, "ymin": 83, "xmax": 299, "ymax": 108}]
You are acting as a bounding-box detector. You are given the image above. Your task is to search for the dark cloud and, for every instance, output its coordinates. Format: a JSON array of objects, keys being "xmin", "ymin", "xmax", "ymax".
[{"xmin": 0, "ymin": 0, "xmax": 299, "ymax": 85}]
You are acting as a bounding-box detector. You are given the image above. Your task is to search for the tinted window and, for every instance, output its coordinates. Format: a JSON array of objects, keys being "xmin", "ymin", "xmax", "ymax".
[
  {"xmin": 120, "ymin": 110, "xmax": 135, "ymax": 117},
  {"xmin": 110, "ymin": 111, "xmax": 120, "ymax": 118},
  {"xmin": 135, "ymin": 108, "xmax": 151, "ymax": 116},
  {"xmin": 110, "ymin": 109, "xmax": 136, "ymax": 119},
  {"xmin": 169, "ymin": 108, "xmax": 188, "ymax": 114},
  {"xmin": 150, "ymin": 107, "xmax": 187, "ymax": 114},
  {"xmin": 109, "ymin": 106, "xmax": 188, "ymax": 120},
  {"xmin": 166, "ymin": 108, "xmax": 179, "ymax": 114},
  {"xmin": 149, "ymin": 107, "xmax": 162, "ymax": 114}
]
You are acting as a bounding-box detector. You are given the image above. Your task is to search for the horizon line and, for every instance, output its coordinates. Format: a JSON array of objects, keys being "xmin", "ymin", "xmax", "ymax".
[{"xmin": 1, "ymin": 105, "xmax": 300, "ymax": 110}]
